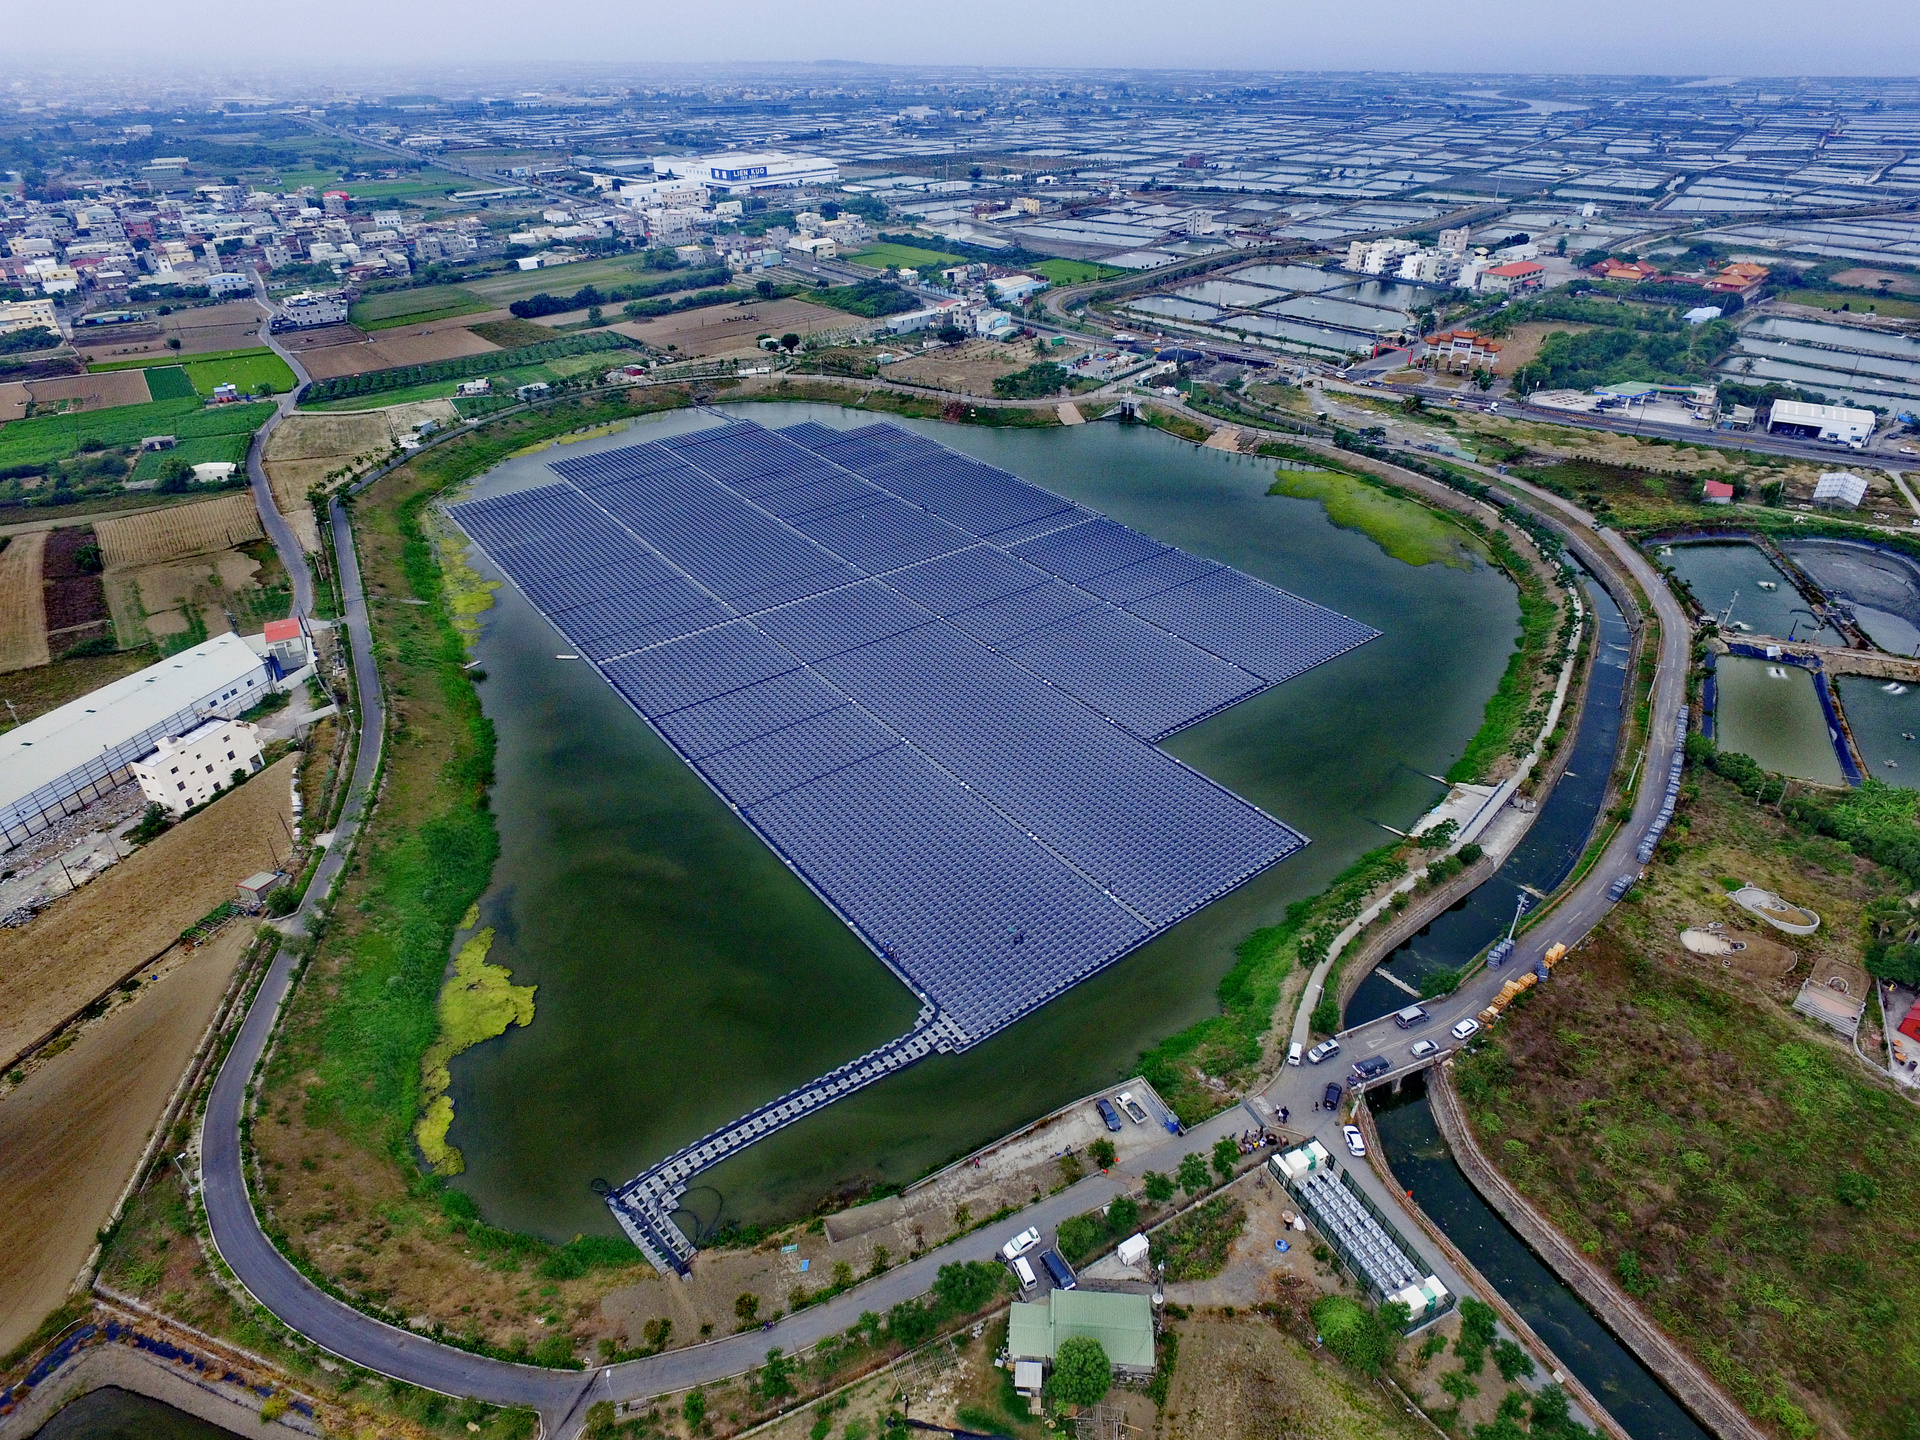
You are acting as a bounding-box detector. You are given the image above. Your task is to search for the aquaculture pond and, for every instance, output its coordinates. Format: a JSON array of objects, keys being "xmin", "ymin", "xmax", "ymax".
[
  {"xmin": 28, "ymin": 1388, "xmax": 239, "ymax": 1440},
  {"xmin": 1836, "ymin": 675, "xmax": 1920, "ymax": 788},
  {"xmin": 1659, "ymin": 539, "xmax": 1843, "ymax": 645},
  {"xmin": 446, "ymin": 403, "xmax": 1524, "ymax": 1236},
  {"xmin": 1713, "ymin": 655, "xmax": 1845, "ymax": 785}
]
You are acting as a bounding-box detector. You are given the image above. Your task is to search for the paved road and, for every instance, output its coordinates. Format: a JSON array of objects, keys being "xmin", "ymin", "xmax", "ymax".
[
  {"xmin": 246, "ymin": 283, "xmax": 316, "ymax": 618},
  {"xmin": 189, "ymin": 389, "xmax": 1692, "ymax": 1437}
]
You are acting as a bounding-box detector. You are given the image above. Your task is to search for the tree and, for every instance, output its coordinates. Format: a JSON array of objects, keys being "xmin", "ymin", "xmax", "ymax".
[
  {"xmin": 1210, "ymin": 1135, "xmax": 1239, "ymax": 1182},
  {"xmin": 734, "ymin": 1292, "xmax": 760, "ymax": 1325},
  {"xmin": 156, "ymin": 458, "xmax": 194, "ymax": 494},
  {"xmin": 758, "ymin": 1348, "xmax": 794, "ymax": 1402},
  {"xmin": 780, "ymin": 332, "xmax": 801, "ymax": 352},
  {"xmin": 1472, "ymin": 368, "xmax": 1496, "ymax": 392},
  {"xmin": 1176, "ymin": 1152, "xmax": 1210, "ymax": 1195},
  {"xmin": 1047, "ymin": 1335, "xmax": 1111, "ymax": 1409},
  {"xmin": 1142, "ymin": 1170, "xmax": 1174, "ymax": 1204},
  {"xmin": 1089, "ymin": 1138, "xmax": 1116, "ymax": 1170},
  {"xmin": 682, "ymin": 1388, "xmax": 707, "ymax": 1429},
  {"xmin": 756, "ymin": 279, "xmax": 775, "ymax": 298}
]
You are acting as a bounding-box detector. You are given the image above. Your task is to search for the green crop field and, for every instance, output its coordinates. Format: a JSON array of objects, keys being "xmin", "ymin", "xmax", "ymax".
[
  {"xmin": 270, "ymin": 168, "xmax": 471, "ymax": 202},
  {"xmin": 1032, "ymin": 258, "xmax": 1123, "ymax": 285},
  {"xmin": 182, "ymin": 350, "xmax": 296, "ymax": 396},
  {"xmin": 848, "ymin": 242, "xmax": 967, "ymax": 273},
  {"xmin": 349, "ymin": 286, "xmax": 491, "ymax": 327},
  {"xmin": 1785, "ymin": 290, "xmax": 1920, "ymax": 320},
  {"xmin": 0, "ymin": 397, "xmax": 273, "ymax": 470},
  {"xmin": 463, "ymin": 255, "xmax": 676, "ymax": 306},
  {"xmin": 141, "ymin": 366, "xmax": 199, "ymax": 400},
  {"xmin": 89, "ymin": 347, "xmax": 276, "ymax": 374}
]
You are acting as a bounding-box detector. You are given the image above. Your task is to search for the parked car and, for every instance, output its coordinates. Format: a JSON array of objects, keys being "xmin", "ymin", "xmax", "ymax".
[
  {"xmin": 1011, "ymin": 1255, "xmax": 1037, "ymax": 1289},
  {"xmin": 1323, "ymin": 1082, "xmax": 1344, "ymax": 1110},
  {"xmin": 1094, "ymin": 1097, "xmax": 1123, "ymax": 1133},
  {"xmin": 1287, "ymin": 1041, "xmax": 1303, "ymax": 1067},
  {"xmin": 1342, "ymin": 1124, "xmax": 1367, "ymax": 1158},
  {"xmin": 1410, "ymin": 1039, "xmax": 1440, "ymax": 1059},
  {"xmin": 1040, "ymin": 1250, "xmax": 1077, "ymax": 1291},
  {"xmin": 1607, "ymin": 873, "xmax": 1638, "ymax": 901},
  {"xmin": 1450, "ymin": 1017, "xmax": 1482, "ymax": 1042},
  {"xmin": 1306, "ymin": 1038, "xmax": 1341, "ymax": 1064},
  {"xmin": 1001, "ymin": 1227, "xmax": 1040, "ymax": 1261},
  {"xmin": 1393, "ymin": 1004, "xmax": 1429, "ymax": 1029}
]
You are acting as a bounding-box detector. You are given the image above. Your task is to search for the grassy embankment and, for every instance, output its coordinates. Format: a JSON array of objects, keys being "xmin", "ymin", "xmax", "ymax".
[{"xmin": 1458, "ymin": 756, "xmax": 1920, "ymax": 1440}]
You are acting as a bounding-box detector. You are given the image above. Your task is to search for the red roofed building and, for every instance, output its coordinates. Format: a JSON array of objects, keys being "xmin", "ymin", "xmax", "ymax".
[
  {"xmin": 1593, "ymin": 258, "xmax": 1660, "ymax": 284},
  {"xmin": 1480, "ymin": 260, "xmax": 1545, "ymax": 295},
  {"xmin": 1425, "ymin": 329, "xmax": 1504, "ymax": 373},
  {"xmin": 262, "ymin": 617, "xmax": 312, "ymax": 673},
  {"xmin": 1708, "ymin": 262, "xmax": 1770, "ymax": 298},
  {"xmin": 1702, "ymin": 480, "xmax": 1736, "ymax": 505},
  {"xmin": 1900, "ymin": 995, "xmax": 1920, "ymax": 1045}
]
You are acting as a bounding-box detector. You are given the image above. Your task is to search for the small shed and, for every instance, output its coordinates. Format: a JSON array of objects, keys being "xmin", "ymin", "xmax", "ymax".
[
  {"xmin": 237, "ymin": 870, "xmax": 285, "ymax": 911},
  {"xmin": 1116, "ymin": 1234, "xmax": 1151, "ymax": 1268}
]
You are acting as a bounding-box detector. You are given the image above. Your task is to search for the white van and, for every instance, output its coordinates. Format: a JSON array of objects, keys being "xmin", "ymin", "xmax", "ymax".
[
  {"xmin": 1012, "ymin": 1256, "xmax": 1037, "ymax": 1290},
  {"xmin": 1287, "ymin": 1042, "xmax": 1303, "ymax": 1067}
]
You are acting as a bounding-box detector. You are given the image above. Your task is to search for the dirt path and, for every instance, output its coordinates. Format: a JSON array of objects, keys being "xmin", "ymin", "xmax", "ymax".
[
  {"xmin": 0, "ymin": 757, "xmax": 295, "ymax": 1069},
  {"xmin": 0, "ymin": 529, "xmax": 50, "ymax": 673},
  {"xmin": 0, "ymin": 922, "xmax": 249, "ymax": 1353}
]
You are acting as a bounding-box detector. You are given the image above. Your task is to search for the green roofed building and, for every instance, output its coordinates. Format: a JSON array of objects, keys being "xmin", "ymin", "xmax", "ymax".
[{"xmin": 1006, "ymin": 1289, "xmax": 1156, "ymax": 1376}]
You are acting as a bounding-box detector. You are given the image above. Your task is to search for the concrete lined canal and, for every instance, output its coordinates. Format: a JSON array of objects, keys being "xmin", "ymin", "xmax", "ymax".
[{"xmin": 443, "ymin": 403, "xmax": 1522, "ymax": 1238}]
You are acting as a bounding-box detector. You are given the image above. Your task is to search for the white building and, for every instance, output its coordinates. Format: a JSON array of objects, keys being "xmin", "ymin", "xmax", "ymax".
[
  {"xmin": 273, "ymin": 290, "xmax": 348, "ymax": 330},
  {"xmin": 1767, "ymin": 399, "xmax": 1876, "ymax": 448},
  {"xmin": 131, "ymin": 717, "xmax": 266, "ymax": 814},
  {"xmin": 0, "ymin": 633, "xmax": 272, "ymax": 849},
  {"xmin": 653, "ymin": 151, "xmax": 839, "ymax": 192},
  {"xmin": 1813, "ymin": 472, "xmax": 1870, "ymax": 508},
  {"xmin": 1346, "ymin": 238, "xmax": 1421, "ymax": 275},
  {"xmin": 206, "ymin": 271, "xmax": 253, "ymax": 296},
  {"xmin": 0, "ymin": 298, "xmax": 58, "ymax": 336},
  {"xmin": 988, "ymin": 274, "xmax": 1048, "ymax": 305}
]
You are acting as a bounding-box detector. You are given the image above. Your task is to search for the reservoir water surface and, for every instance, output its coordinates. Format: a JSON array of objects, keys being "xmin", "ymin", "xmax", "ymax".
[{"xmin": 445, "ymin": 404, "xmax": 1523, "ymax": 1237}]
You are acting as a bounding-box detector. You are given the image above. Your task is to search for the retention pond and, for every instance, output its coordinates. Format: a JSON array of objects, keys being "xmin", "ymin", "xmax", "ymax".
[{"xmin": 447, "ymin": 403, "xmax": 1523, "ymax": 1237}]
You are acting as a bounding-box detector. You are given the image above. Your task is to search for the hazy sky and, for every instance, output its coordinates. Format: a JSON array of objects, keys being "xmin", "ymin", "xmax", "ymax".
[{"xmin": 14, "ymin": 0, "xmax": 1920, "ymax": 79}]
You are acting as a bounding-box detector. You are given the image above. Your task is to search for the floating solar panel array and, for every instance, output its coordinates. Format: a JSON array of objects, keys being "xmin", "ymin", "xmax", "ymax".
[{"xmin": 453, "ymin": 417, "xmax": 1378, "ymax": 1046}]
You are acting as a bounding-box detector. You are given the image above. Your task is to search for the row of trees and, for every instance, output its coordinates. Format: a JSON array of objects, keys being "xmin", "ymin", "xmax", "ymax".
[{"xmin": 303, "ymin": 332, "xmax": 632, "ymax": 401}]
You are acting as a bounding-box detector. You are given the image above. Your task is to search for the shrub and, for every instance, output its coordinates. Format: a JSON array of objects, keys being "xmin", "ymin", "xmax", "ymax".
[
  {"xmin": 1455, "ymin": 1296, "xmax": 1498, "ymax": 1371},
  {"xmin": 1494, "ymin": 1337, "xmax": 1536, "ymax": 1382},
  {"xmin": 1311, "ymin": 1294, "xmax": 1409, "ymax": 1375}
]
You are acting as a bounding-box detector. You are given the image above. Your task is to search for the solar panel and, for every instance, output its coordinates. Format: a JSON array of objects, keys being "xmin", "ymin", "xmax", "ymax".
[{"xmin": 458, "ymin": 416, "xmax": 1375, "ymax": 1051}]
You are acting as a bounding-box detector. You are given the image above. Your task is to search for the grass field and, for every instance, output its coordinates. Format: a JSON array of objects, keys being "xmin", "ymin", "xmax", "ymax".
[
  {"xmin": 140, "ymin": 366, "xmax": 198, "ymax": 400},
  {"xmin": 0, "ymin": 397, "xmax": 273, "ymax": 471},
  {"xmin": 350, "ymin": 286, "xmax": 490, "ymax": 326},
  {"xmin": 462, "ymin": 255, "xmax": 674, "ymax": 306},
  {"xmin": 180, "ymin": 350, "xmax": 296, "ymax": 396},
  {"xmin": 302, "ymin": 352, "xmax": 611, "ymax": 413},
  {"xmin": 359, "ymin": 304, "xmax": 494, "ymax": 333},
  {"xmin": 271, "ymin": 167, "xmax": 472, "ymax": 202},
  {"xmin": 1032, "ymin": 258, "xmax": 1123, "ymax": 285},
  {"xmin": 1782, "ymin": 290, "xmax": 1920, "ymax": 321},
  {"xmin": 848, "ymin": 242, "xmax": 967, "ymax": 272}
]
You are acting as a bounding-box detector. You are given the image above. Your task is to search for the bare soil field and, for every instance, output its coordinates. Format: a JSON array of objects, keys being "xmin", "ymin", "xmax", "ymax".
[
  {"xmin": 74, "ymin": 301, "xmax": 267, "ymax": 363},
  {"xmin": 94, "ymin": 492, "xmax": 263, "ymax": 570},
  {"xmin": 0, "ymin": 530, "xmax": 50, "ymax": 672},
  {"xmin": 42, "ymin": 525, "xmax": 110, "ymax": 647},
  {"xmin": 0, "ymin": 922, "xmax": 250, "ymax": 1353},
  {"xmin": 295, "ymin": 325, "xmax": 499, "ymax": 381},
  {"xmin": 129, "ymin": 548, "xmax": 263, "ymax": 642},
  {"xmin": 0, "ymin": 756, "xmax": 295, "ymax": 1069},
  {"xmin": 613, "ymin": 298, "xmax": 847, "ymax": 358},
  {"xmin": 0, "ymin": 381, "xmax": 31, "ymax": 423},
  {"xmin": 883, "ymin": 338, "xmax": 1042, "ymax": 394},
  {"xmin": 275, "ymin": 323, "xmax": 369, "ymax": 352},
  {"xmin": 16, "ymin": 368, "xmax": 153, "ymax": 413},
  {"xmin": 1830, "ymin": 267, "xmax": 1920, "ymax": 296},
  {"xmin": 1493, "ymin": 319, "xmax": 1599, "ymax": 373},
  {"xmin": 264, "ymin": 404, "xmax": 457, "ymax": 551},
  {"xmin": 1164, "ymin": 1316, "xmax": 1433, "ymax": 1440}
]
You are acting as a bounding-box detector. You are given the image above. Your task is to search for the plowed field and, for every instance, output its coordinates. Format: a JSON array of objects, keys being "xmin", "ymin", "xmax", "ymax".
[{"xmin": 94, "ymin": 492, "xmax": 263, "ymax": 569}]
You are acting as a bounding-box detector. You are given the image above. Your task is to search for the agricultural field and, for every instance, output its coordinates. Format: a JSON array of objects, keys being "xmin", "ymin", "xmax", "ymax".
[
  {"xmin": 0, "ymin": 531, "xmax": 49, "ymax": 672},
  {"xmin": 1031, "ymin": 258, "xmax": 1123, "ymax": 285},
  {"xmin": 264, "ymin": 402, "xmax": 458, "ymax": 547},
  {"xmin": 40, "ymin": 525, "xmax": 110, "ymax": 654},
  {"xmin": 1777, "ymin": 291, "xmax": 1920, "ymax": 321},
  {"xmin": 0, "ymin": 755, "xmax": 296, "ymax": 1071},
  {"xmin": 84, "ymin": 347, "xmax": 294, "ymax": 396},
  {"xmin": 0, "ymin": 368, "xmax": 152, "ymax": 416},
  {"xmin": 881, "ymin": 339, "xmax": 1051, "ymax": 395},
  {"xmin": 95, "ymin": 492, "xmax": 280, "ymax": 651},
  {"xmin": 615, "ymin": 296, "xmax": 848, "ymax": 358},
  {"xmin": 271, "ymin": 166, "xmax": 474, "ymax": 203},
  {"xmin": 72, "ymin": 299, "xmax": 268, "ymax": 364},
  {"xmin": 463, "ymin": 253, "xmax": 706, "ymax": 307},
  {"xmin": 296, "ymin": 322, "xmax": 501, "ymax": 382},
  {"xmin": 0, "ymin": 396, "xmax": 272, "ymax": 474},
  {"xmin": 350, "ymin": 285, "xmax": 494, "ymax": 330},
  {"xmin": 300, "ymin": 332, "xmax": 630, "ymax": 409},
  {"xmin": 847, "ymin": 241, "xmax": 969, "ymax": 272},
  {"xmin": 140, "ymin": 365, "xmax": 199, "ymax": 400},
  {"xmin": 0, "ymin": 645, "xmax": 155, "ymax": 724}
]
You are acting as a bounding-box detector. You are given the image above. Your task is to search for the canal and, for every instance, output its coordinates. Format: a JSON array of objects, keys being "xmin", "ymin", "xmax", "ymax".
[
  {"xmin": 444, "ymin": 402, "xmax": 1524, "ymax": 1237},
  {"xmin": 1372, "ymin": 1083, "xmax": 1712, "ymax": 1440},
  {"xmin": 1345, "ymin": 569, "xmax": 1631, "ymax": 1023}
]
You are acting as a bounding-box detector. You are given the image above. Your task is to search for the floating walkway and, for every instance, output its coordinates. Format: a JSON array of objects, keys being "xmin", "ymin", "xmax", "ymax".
[{"xmin": 607, "ymin": 1017, "xmax": 961, "ymax": 1274}]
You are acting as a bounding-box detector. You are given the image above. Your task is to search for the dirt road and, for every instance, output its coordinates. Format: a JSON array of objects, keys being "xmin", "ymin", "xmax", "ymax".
[
  {"xmin": 0, "ymin": 922, "xmax": 250, "ymax": 1353},
  {"xmin": 0, "ymin": 756, "xmax": 295, "ymax": 1069}
]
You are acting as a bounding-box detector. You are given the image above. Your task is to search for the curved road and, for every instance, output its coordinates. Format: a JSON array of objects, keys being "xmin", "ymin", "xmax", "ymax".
[
  {"xmin": 247, "ymin": 282, "xmax": 316, "ymax": 617},
  {"xmin": 195, "ymin": 388, "xmax": 1696, "ymax": 1437}
]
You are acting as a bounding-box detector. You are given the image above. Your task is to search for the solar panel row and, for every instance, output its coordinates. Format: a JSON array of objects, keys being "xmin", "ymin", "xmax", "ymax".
[{"xmin": 451, "ymin": 416, "xmax": 1372, "ymax": 1044}]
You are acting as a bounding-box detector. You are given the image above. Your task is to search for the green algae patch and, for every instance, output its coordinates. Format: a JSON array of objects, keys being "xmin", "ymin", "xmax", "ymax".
[
  {"xmin": 415, "ymin": 926, "xmax": 535, "ymax": 1175},
  {"xmin": 1268, "ymin": 468, "xmax": 1477, "ymax": 569},
  {"xmin": 430, "ymin": 509, "xmax": 500, "ymax": 648}
]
